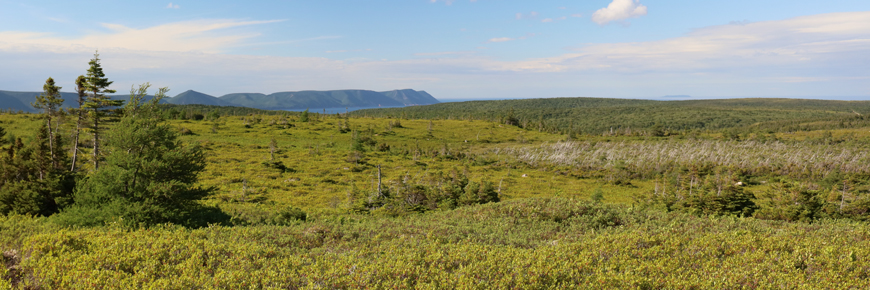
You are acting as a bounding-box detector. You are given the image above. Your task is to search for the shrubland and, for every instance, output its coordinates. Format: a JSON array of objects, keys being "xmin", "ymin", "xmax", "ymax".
[
  {"xmin": 4, "ymin": 198, "xmax": 870, "ymax": 289},
  {"xmin": 2, "ymin": 60, "xmax": 870, "ymax": 287}
]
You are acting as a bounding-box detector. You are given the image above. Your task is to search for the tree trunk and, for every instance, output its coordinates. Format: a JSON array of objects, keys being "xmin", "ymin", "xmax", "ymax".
[
  {"xmin": 93, "ymin": 109, "xmax": 99, "ymax": 170},
  {"xmin": 71, "ymin": 80, "xmax": 86, "ymax": 172},
  {"xmin": 46, "ymin": 117, "xmax": 54, "ymax": 167}
]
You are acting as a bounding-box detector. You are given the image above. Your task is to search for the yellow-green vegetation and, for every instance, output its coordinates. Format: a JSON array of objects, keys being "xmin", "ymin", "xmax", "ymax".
[
  {"xmin": 3, "ymin": 100, "xmax": 870, "ymax": 287},
  {"xmin": 4, "ymin": 199, "xmax": 870, "ymax": 288},
  {"xmin": 169, "ymin": 113, "xmax": 637, "ymax": 216}
]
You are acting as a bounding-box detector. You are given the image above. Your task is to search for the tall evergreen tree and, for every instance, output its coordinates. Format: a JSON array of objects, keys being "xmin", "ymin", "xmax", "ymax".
[
  {"xmin": 69, "ymin": 75, "xmax": 87, "ymax": 172},
  {"xmin": 82, "ymin": 52, "xmax": 122, "ymax": 170},
  {"xmin": 32, "ymin": 77, "xmax": 65, "ymax": 169}
]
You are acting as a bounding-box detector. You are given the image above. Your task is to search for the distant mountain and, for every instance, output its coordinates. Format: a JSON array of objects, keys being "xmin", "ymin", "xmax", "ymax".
[
  {"xmin": 167, "ymin": 90, "xmax": 234, "ymax": 106},
  {"xmin": 219, "ymin": 89, "xmax": 434, "ymax": 110},
  {"xmin": 0, "ymin": 91, "xmax": 34, "ymax": 112},
  {"xmin": 380, "ymin": 89, "xmax": 440, "ymax": 106},
  {"xmin": 0, "ymin": 90, "xmax": 166, "ymax": 112},
  {"xmin": 0, "ymin": 90, "xmax": 81, "ymax": 111},
  {"xmin": 0, "ymin": 88, "xmax": 439, "ymax": 112}
]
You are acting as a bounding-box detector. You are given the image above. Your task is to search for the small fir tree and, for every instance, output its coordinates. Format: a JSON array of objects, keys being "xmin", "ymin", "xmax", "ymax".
[
  {"xmin": 31, "ymin": 77, "xmax": 65, "ymax": 169},
  {"xmin": 56, "ymin": 84, "xmax": 217, "ymax": 227},
  {"xmin": 82, "ymin": 52, "xmax": 123, "ymax": 170}
]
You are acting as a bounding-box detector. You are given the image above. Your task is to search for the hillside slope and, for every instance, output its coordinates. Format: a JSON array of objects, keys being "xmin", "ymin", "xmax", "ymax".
[
  {"xmin": 167, "ymin": 90, "xmax": 234, "ymax": 106},
  {"xmin": 380, "ymin": 89, "xmax": 440, "ymax": 105},
  {"xmin": 220, "ymin": 89, "xmax": 407, "ymax": 110},
  {"xmin": 0, "ymin": 91, "xmax": 34, "ymax": 112}
]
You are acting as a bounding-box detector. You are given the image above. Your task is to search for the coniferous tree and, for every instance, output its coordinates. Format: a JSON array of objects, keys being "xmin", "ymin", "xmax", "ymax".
[
  {"xmin": 0, "ymin": 124, "xmax": 74, "ymax": 216},
  {"xmin": 82, "ymin": 52, "xmax": 122, "ymax": 170},
  {"xmin": 69, "ymin": 75, "xmax": 87, "ymax": 172},
  {"xmin": 56, "ymin": 84, "xmax": 219, "ymax": 227},
  {"xmin": 300, "ymin": 109, "xmax": 309, "ymax": 122},
  {"xmin": 31, "ymin": 77, "xmax": 65, "ymax": 169}
]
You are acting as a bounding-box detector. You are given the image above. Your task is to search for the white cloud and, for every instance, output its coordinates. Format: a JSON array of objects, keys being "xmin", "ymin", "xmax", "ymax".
[
  {"xmin": 0, "ymin": 19, "xmax": 283, "ymax": 53},
  {"xmin": 516, "ymin": 11, "xmax": 538, "ymax": 20},
  {"xmin": 166, "ymin": 2, "xmax": 180, "ymax": 9},
  {"xmin": 501, "ymin": 12, "xmax": 870, "ymax": 75},
  {"xmin": 0, "ymin": 12, "xmax": 868, "ymax": 99},
  {"xmin": 542, "ymin": 18, "xmax": 553, "ymax": 23},
  {"xmin": 592, "ymin": 0, "xmax": 647, "ymax": 25},
  {"xmin": 487, "ymin": 37, "xmax": 513, "ymax": 43}
]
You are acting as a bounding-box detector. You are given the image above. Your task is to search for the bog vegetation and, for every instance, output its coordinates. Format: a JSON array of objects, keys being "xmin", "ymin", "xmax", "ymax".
[{"xmin": 2, "ymin": 54, "xmax": 870, "ymax": 288}]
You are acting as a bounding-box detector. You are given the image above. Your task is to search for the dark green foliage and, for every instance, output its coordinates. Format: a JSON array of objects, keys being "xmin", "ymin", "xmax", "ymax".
[
  {"xmin": 459, "ymin": 180, "xmax": 499, "ymax": 206},
  {"xmin": 353, "ymin": 97, "xmax": 870, "ymax": 135},
  {"xmin": 753, "ymin": 182, "xmax": 823, "ymax": 222},
  {"xmin": 82, "ymin": 52, "xmax": 123, "ymax": 170},
  {"xmin": 54, "ymin": 85, "xmax": 220, "ymax": 228},
  {"xmin": 159, "ymin": 104, "xmax": 296, "ymax": 119},
  {"xmin": 261, "ymin": 160, "xmax": 294, "ymax": 173},
  {"xmin": 31, "ymin": 77, "xmax": 65, "ymax": 169},
  {"xmin": 351, "ymin": 169, "xmax": 499, "ymax": 215},
  {"xmin": 274, "ymin": 207, "xmax": 307, "ymax": 223},
  {"xmin": 0, "ymin": 125, "xmax": 74, "ymax": 216},
  {"xmin": 300, "ymin": 109, "xmax": 309, "ymax": 122},
  {"xmin": 640, "ymin": 168, "xmax": 757, "ymax": 217},
  {"xmin": 350, "ymin": 130, "xmax": 365, "ymax": 152},
  {"xmin": 207, "ymin": 110, "xmax": 220, "ymax": 120}
]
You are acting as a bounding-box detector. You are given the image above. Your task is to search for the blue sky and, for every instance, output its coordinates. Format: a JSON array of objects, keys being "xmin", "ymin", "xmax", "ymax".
[{"xmin": 1, "ymin": 0, "xmax": 869, "ymax": 100}]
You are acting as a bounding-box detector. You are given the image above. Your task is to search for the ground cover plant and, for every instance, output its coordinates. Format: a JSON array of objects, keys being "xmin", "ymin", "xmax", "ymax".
[
  {"xmin": 3, "ymin": 69, "xmax": 870, "ymax": 287},
  {"xmin": 4, "ymin": 198, "xmax": 870, "ymax": 288}
]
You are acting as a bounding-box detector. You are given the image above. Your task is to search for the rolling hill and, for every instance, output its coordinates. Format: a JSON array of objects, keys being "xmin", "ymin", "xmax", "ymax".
[
  {"xmin": 218, "ymin": 89, "xmax": 424, "ymax": 110},
  {"xmin": 0, "ymin": 91, "xmax": 34, "ymax": 112},
  {"xmin": 0, "ymin": 88, "xmax": 439, "ymax": 112},
  {"xmin": 379, "ymin": 89, "xmax": 439, "ymax": 105},
  {"xmin": 167, "ymin": 90, "xmax": 234, "ymax": 106}
]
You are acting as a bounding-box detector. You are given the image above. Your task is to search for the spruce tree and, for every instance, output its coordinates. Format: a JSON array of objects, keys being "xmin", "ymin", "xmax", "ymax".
[
  {"xmin": 32, "ymin": 77, "xmax": 65, "ymax": 169},
  {"xmin": 82, "ymin": 52, "xmax": 122, "ymax": 170},
  {"xmin": 57, "ymin": 84, "xmax": 218, "ymax": 227},
  {"xmin": 0, "ymin": 124, "xmax": 74, "ymax": 216},
  {"xmin": 69, "ymin": 75, "xmax": 87, "ymax": 172}
]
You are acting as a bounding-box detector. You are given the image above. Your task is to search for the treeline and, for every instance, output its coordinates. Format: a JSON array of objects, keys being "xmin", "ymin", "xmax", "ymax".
[
  {"xmin": 352, "ymin": 97, "xmax": 870, "ymax": 136},
  {"xmin": 159, "ymin": 104, "xmax": 298, "ymax": 120}
]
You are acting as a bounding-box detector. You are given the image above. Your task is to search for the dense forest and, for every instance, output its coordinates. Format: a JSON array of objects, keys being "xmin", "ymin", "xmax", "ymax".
[{"xmin": 2, "ymin": 54, "xmax": 870, "ymax": 288}]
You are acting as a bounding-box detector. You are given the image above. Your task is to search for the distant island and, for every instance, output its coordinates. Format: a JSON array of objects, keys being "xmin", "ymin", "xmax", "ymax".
[{"xmin": 0, "ymin": 88, "xmax": 439, "ymax": 112}]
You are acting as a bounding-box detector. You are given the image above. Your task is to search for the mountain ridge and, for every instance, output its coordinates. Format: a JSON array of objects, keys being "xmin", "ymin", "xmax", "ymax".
[
  {"xmin": 167, "ymin": 90, "xmax": 235, "ymax": 107},
  {"xmin": 0, "ymin": 88, "xmax": 439, "ymax": 112}
]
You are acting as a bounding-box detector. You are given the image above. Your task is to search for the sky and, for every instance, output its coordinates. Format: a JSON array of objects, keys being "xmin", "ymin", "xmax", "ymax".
[{"xmin": 1, "ymin": 0, "xmax": 869, "ymax": 100}]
